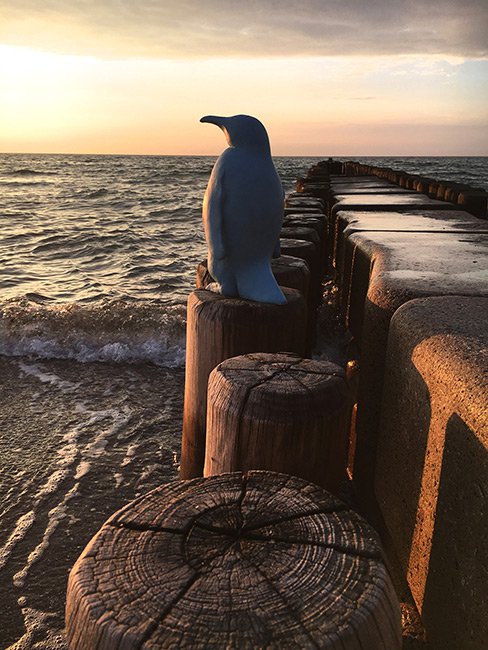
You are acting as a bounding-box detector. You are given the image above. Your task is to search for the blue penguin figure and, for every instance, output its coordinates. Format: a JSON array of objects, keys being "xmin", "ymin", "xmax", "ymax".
[{"xmin": 200, "ymin": 114, "xmax": 286, "ymax": 304}]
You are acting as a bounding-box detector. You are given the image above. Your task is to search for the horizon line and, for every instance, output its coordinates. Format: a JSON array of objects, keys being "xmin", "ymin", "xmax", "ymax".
[{"xmin": 1, "ymin": 151, "xmax": 487, "ymax": 158}]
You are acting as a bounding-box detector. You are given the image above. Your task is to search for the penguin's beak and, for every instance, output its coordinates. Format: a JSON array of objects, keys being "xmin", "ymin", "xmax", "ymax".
[
  {"xmin": 200, "ymin": 115, "xmax": 226, "ymax": 128},
  {"xmin": 201, "ymin": 115, "xmax": 232, "ymax": 146}
]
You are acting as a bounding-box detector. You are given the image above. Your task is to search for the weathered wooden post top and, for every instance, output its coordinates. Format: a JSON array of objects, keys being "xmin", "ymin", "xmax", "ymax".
[{"xmin": 66, "ymin": 471, "xmax": 402, "ymax": 649}]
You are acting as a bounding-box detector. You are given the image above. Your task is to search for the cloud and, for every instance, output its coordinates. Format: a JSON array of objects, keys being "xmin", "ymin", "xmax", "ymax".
[{"xmin": 0, "ymin": 0, "xmax": 487, "ymax": 59}]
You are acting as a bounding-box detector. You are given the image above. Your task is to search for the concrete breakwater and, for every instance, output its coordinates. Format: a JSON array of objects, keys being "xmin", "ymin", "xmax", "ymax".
[
  {"xmin": 299, "ymin": 158, "xmax": 487, "ymax": 649},
  {"xmin": 65, "ymin": 158, "xmax": 487, "ymax": 649}
]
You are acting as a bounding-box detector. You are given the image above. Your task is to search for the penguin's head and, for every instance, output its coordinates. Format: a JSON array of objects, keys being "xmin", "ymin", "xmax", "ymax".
[{"xmin": 200, "ymin": 114, "xmax": 271, "ymax": 154}]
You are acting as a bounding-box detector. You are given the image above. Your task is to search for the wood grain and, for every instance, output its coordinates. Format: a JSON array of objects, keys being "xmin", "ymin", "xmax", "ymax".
[
  {"xmin": 66, "ymin": 471, "xmax": 402, "ymax": 649},
  {"xmin": 205, "ymin": 353, "xmax": 350, "ymax": 491},
  {"xmin": 279, "ymin": 238, "xmax": 322, "ymax": 306}
]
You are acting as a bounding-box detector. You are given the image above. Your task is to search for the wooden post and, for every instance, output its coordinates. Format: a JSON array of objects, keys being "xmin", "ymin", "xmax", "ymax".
[
  {"xmin": 195, "ymin": 256, "xmax": 310, "ymax": 299},
  {"xmin": 285, "ymin": 195, "xmax": 325, "ymax": 210},
  {"xmin": 284, "ymin": 205, "xmax": 324, "ymax": 215},
  {"xmin": 205, "ymin": 352, "xmax": 350, "ymax": 493},
  {"xmin": 279, "ymin": 238, "xmax": 322, "ymax": 349},
  {"xmin": 283, "ymin": 216, "xmax": 328, "ymax": 271},
  {"xmin": 195, "ymin": 260, "xmax": 214, "ymax": 289},
  {"xmin": 283, "ymin": 215, "xmax": 326, "ymax": 239},
  {"xmin": 180, "ymin": 289, "xmax": 307, "ymax": 479},
  {"xmin": 280, "ymin": 226, "xmax": 320, "ymax": 249},
  {"xmin": 269, "ymin": 255, "xmax": 310, "ymax": 298},
  {"xmin": 66, "ymin": 470, "xmax": 402, "ymax": 650},
  {"xmin": 281, "ymin": 226, "xmax": 323, "ymax": 277},
  {"xmin": 279, "ymin": 237, "xmax": 320, "ymax": 293}
]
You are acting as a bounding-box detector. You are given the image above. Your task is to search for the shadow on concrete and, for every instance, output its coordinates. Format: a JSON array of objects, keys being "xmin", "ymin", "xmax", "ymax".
[
  {"xmin": 421, "ymin": 412, "xmax": 488, "ymax": 649},
  {"xmin": 371, "ymin": 296, "xmax": 487, "ymax": 649}
]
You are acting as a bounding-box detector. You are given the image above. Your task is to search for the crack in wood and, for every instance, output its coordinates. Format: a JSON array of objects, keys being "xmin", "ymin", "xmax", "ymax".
[
  {"xmin": 108, "ymin": 520, "xmax": 189, "ymax": 535},
  {"xmin": 287, "ymin": 364, "xmax": 342, "ymax": 377},
  {"xmin": 134, "ymin": 572, "xmax": 201, "ymax": 649},
  {"xmin": 183, "ymin": 523, "xmax": 380, "ymax": 561},
  {"xmin": 186, "ymin": 535, "xmax": 237, "ymax": 571},
  {"xmin": 193, "ymin": 520, "xmax": 240, "ymax": 537},
  {"xmin": 240, "ymin": 532, "xmax": 383, "ymax": 561},
  {"xmin": 282, "ymin": 369, "xmax": 316, "ymax": 395},
  {"xmin": 231, "ymin": 367, "xmax": 295, "ymax": 471},
  {"xmin": 246, "ymin": 556, "xmax": 321, "ymax": 648},
  {"xmin": 242, "ymin": 504, "xmax": 350, "ymax": 532},
  {"xmin": 235, "ymin": 472, "xmax": 248, "ymax": 536}
]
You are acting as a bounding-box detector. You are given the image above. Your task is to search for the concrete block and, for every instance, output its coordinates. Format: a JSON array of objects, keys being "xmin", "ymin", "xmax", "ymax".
[
  {"xmin": 458, "ymin": 190, "xmax": 488, "ymax": 219},
  {"xmin": 375, "ymin": 296, "xmax": 488, "ymax": 650},
  {"xmin": 330, "ymin": 194, "xmax": 457, "ymax": 221},
  {"xmin": 328, "ymin": 196, "xmax": 462, "ymax": 268},
  {"xmin": 330, "ymin": 180, "xmax": 397, "ymax": 189},
  {"xmin": 347, "ymin": 232, "xmax": 488, "ymax": 510},
  {"xmin": 335, "ymin": 209, "xmax": 488, "ymax": 293}
]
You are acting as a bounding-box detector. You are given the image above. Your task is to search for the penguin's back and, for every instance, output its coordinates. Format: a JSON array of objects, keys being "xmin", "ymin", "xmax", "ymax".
[{"xmin": 210, "ymin": 148, "xmax": 283, "ymax": 261}]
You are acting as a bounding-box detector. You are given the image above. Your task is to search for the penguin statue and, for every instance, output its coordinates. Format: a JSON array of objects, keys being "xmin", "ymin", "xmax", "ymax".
[{"xmin": 200, "ymin": 114, "xmax": 286, "ymax": 304}]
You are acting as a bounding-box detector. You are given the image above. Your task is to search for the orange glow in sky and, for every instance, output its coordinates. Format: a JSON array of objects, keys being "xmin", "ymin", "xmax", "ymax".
[{"xmin": 0, "ymin": 1, "xmax": 487, "ymax": 155}]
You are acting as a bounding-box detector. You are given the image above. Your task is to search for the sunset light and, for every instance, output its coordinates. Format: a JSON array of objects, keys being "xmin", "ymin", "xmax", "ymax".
[
  {"xmin": 0, "ymin": 0, "xmax": 487, "ymax": 155},
  {"xmin": 1, "ymin": 2, "xmax": 487, "ymax": 648}
]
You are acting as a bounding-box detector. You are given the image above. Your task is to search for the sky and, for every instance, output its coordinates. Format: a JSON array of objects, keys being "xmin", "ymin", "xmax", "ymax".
[{"xmin": 0, "ymin": 0, "xmax": 487, "ymax": 155}]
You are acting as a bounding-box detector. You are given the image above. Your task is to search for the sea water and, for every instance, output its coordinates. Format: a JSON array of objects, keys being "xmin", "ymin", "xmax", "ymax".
[{"xmin": 0, "ymin": 153, "xmax": 486, "ymax": 648}]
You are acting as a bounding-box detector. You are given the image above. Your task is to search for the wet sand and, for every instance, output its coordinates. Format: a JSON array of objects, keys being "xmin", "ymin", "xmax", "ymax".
[{"xmin": 0, "ymin": 357, "xmax": 184, "ymax": 649}]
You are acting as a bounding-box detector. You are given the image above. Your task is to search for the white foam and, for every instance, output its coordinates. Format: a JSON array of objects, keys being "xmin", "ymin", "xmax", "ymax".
[
  {"xmin": 74, "ymin": 461, "xmax": 91, "ymax": 480},
  {"xmin": 0, "ymin": 300, "xmax": 187, "ymax": 367},
  {"xmin": 71, "ymin": 404, "xmax": 132, "ymax": 481},
  {"xmin": 0, "ymin": 420, "xmax": 82, "ymax": 577},
  {"xmin": 138, "ymin": 463, "xmax": 160, "ymax": 485},
  {"xmin": 2, "ymin": 335, "xmax": 186, "ymax": 367},
  {"xmin": 121, "ymin": 442, "xmax": 138, "ymax": 467},
  {"xmin": 13, "ymin": 484, "xmax": 79, "ymax": 588},
  {"xmin": 18, "ymin": 361, "xmax": 80, "ymax": 393},
  {"xmin": 113, "ymin": 472, "xmax": 123, "ymax": 488},
  {"xmin": 6, "ymin": 605, "xmax": 65, "ymax": 650},
  {"xmin": 36, "ymin": 470, "xmax": 70, "ymax": 498},
  {"xmin": 0, "ymin": 511, "xmax": 36, "ymax": 571}
]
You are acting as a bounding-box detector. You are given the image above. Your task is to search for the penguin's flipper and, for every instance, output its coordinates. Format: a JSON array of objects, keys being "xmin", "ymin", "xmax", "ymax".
[{"xmin": 204, "ymin": 170, "xmax": 226, "ymax": 261}]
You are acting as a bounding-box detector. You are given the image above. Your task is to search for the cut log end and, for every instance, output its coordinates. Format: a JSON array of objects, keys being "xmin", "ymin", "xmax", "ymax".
[{"xmin": 66, "ymin": 471, "xmax": 401, "ymax": 650}]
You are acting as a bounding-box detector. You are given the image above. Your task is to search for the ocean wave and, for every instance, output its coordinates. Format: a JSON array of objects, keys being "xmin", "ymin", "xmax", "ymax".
[
  {"xmin": 85, "ymin": 188, "xmax": 109, "ymax": 199},
  {"xmin": 0, "ymin": 180, "xmax": 52, "ymax": 187},
  {"xmin": 0, "ymin": 298, "xmax": 186, "ymax": 367},
  {"xmin": 8, "ymin": 168, "xmax": 56, "ymax": 176}
]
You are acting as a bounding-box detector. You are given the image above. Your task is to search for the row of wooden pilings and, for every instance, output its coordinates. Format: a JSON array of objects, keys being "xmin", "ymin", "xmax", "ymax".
[{"xmin": 65, "ymin": 160, "xmax": 404, "ymax": 649}]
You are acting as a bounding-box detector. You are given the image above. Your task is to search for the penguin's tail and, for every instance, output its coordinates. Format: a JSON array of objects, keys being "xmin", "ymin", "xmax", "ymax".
[{"xmin": 236, "ymin": 263, "xmax": 286, "ymax": 305}]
